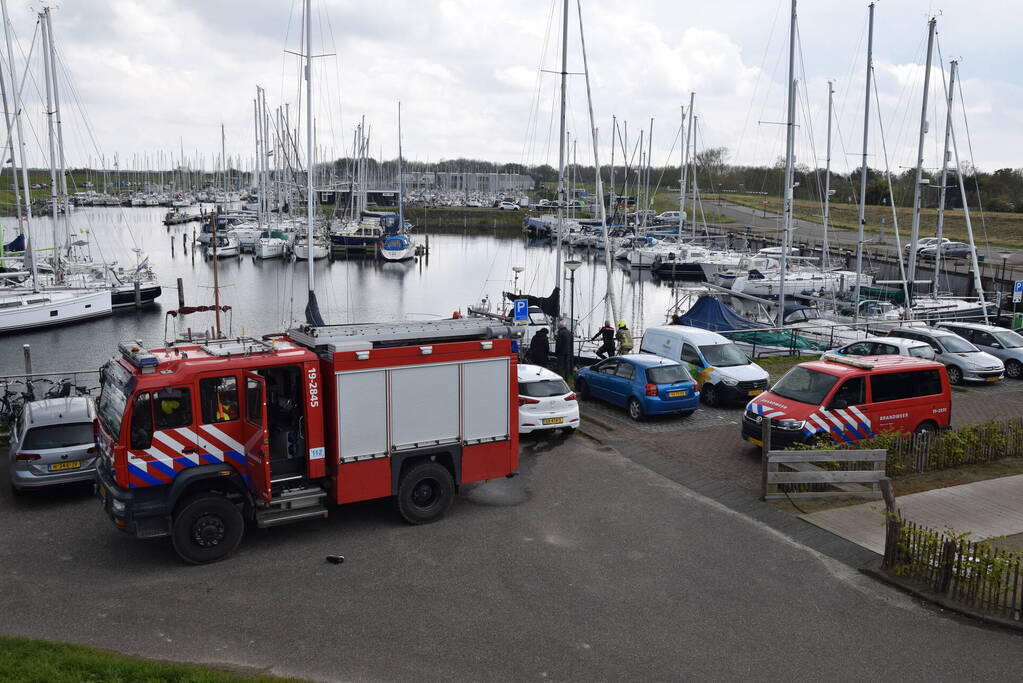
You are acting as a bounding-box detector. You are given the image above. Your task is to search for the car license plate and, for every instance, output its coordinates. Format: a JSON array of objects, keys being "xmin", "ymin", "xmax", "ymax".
[
  {"xmin": 542, "ymin": 417, "xmax": 564, "ymax": 425},
  {"xmin": 749, "ymin": 437, "xmax": 763, "ymax": 447},
  {"xmin": 49, "ymin": 461, "xmax": 82, "ymax": 472},
  {"xmin": 987, "ymin": 376, "xmax": 1000, "ymax": 382},
  {"xmin": 668, "ymin": 390, "xmax": 686, "ymax": 397},
  {"xmin": 749, "ymin": 389, "xmax": 764, "ymax": 396}
]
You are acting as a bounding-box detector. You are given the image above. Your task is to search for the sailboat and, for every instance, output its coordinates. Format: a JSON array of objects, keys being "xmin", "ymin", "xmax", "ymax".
[
  {"xmin": 0, "ymin": 5, "xmax": 112, "ymax": 333},
  {"xmin": 378, "ymin": 102, "xmax": 416, "ymax": 263}
]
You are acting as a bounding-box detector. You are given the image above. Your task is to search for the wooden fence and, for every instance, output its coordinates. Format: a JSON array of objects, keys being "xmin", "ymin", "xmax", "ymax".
[
  {"xmin": 759, "ymin": 419, "xmax": 887, "ymax": 501},
  {"xmin": 882, "ymin": 418, "xmax": 1023, "ymax": 476},
  {"xmin": 883, "ymin": 517, "xmax": 1023, "ymax": 623}
]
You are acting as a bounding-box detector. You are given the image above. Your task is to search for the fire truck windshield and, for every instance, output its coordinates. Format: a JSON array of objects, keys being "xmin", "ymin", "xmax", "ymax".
[{"xmin": 98, "ymin": 360, "xmax": 133, "ymax": 438}]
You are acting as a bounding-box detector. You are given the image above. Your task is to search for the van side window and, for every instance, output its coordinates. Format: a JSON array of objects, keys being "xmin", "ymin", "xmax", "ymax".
[
  {"xmin": 154, "ymin": 387, "xmax": 192, "ymax": 430},
  {"xmin": 129, "ymin": 393, "xmax": 153, "ymax": 450},
  {"xmin": 200, "ymin": 376, "xmax": 239, "ymax": 424},
  {"xmin": 870, "ymin": 370, "xmax": 942, "ymax": 402},
  {"xmin": 246, "ymin": 377, "xmax": 263, "ymax": 423},
  {"xmin": 831, "ymin": 377, "xmax": 865, "ymax": 407},
  {"xmin": 680, "ymin": 344, "xmax": 701, "ymax": 365}
]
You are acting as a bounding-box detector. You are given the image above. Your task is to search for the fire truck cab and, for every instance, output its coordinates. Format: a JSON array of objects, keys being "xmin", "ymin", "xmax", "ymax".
[{"xmin": 95, "ymin": 319, "xmax": 521, "ymax": 564}]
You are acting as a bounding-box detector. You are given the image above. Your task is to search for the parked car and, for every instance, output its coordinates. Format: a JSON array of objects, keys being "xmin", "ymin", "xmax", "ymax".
[
  {"xmin": 575, "ymin": 354, "xmax": 699, "ymax": 421},
  {"xmin": 934, "ymin": 321, "xmax": 1023, "ymax": 379},
  {"xmin": 742, "ymin": 353, "xmax": 951, "ymax": 448},
  {"xmin": 639, "ymin": 325, "xmax": 769, "ymax": 406},
  {"xmin": 497, "ymin": 201, "xmax": 520, "ymax": 211},
  {"xmin": 904, "ymin": 237, "xmax": 950, "ymax": 256},
  {"xmin": 517, "ymin": 363, "xmax": 579, "ymax": 434},
  {"xmin": 887, "ymin": 326, "xmax": 1003, "ymax": 385},
  {"xmin": 827, "ymin": 337, "xmax": 936, "ymax": 361},
  {"xmin": 654, "ymin": 210, "xmax": 686, "ymax": 225},
  {"xmin": 8, "ymin": 397, "xmax": 99, "ymax": 493},
  {"xmin": 918, "ymin": 241, "xmax": 974, "ymax": 260}
]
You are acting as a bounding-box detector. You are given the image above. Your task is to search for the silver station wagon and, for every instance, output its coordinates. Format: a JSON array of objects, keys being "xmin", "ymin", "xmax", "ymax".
[{"xmin": 8, "ymin": 397, "xmax": 99, "ymax": 492}]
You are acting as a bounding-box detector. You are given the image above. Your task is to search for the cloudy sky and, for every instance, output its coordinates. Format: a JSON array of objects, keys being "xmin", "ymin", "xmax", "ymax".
[{"xmin": 7, "ymin": 0, "xmax": 1021, "ymax": 177}]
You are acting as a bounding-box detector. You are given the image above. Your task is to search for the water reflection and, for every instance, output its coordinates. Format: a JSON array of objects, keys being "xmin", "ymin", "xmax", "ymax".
[{"xmin": 0, "ymin": 206, "xmax": 711, "ymax": 374}]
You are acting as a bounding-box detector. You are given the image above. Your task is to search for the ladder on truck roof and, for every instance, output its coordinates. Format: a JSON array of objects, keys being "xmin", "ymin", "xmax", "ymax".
[{"xmin": 287, "ymin": 318, "xmax": 522, "ymax": 352}]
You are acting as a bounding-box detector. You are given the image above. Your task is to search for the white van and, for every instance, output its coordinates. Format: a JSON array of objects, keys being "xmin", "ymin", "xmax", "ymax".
[{"xmin": 640, "ymin": 325, "xmax": 770, "ymax": 406}]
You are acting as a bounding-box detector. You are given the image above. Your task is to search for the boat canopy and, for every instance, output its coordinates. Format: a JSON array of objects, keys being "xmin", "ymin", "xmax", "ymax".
[{"xmin": 677, "ymin": 295, "xmax": 759, "ymax": 333}]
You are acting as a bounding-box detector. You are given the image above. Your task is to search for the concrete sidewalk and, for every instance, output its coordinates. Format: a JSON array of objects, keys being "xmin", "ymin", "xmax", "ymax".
[{"xmin": 800, "ymin": 473, "xmax": 1023, "ymax": 554}]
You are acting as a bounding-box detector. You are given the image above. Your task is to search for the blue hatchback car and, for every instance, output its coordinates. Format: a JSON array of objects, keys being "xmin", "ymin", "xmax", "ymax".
[{"xmin": 575, "ymin": 354, "xmax": 699, "ymax": 421}]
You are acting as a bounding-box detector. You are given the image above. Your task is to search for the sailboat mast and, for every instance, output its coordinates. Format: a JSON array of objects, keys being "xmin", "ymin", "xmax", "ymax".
[
  {"xmin": 40, "ymin": 9, "xmax": 62, "ymax": 281},
  {"xmin": 575, "ymin": 0, "xmax": 618, "ymax": 326},
  {"xmin": 304, "ymin": 0, "xmax": 318, "ymax": 317},
  {"xmin": 397, "ymin": 102, "xmax": 405, "ymax": 231},
  {"xmin": 933, "ymin": 60, "xmax": 956, "ymax": 294},
  {"xmin": 853, "ymin": 2, "xmax": 874, "ymax": 324},
  {"xmin": 823, "ymin": 81, "xmax": 833, "ymax": 274},
  {"xmin": 906, "ymin": 17, "xmax": 937, "ymax": 303},
  {"xmin": 777, "ymin": 0, "xmax": 797, "ymax": 328},
  {"xmin": 44, "ymin": 7, "xmax": 73, "ymax": 261},
  {"xmin": 681, "ymin": 92, "xmax": 694, "ymax": 237},
  {"xmin": 946, "ymin": 64, "xmax": 988, "ymax": 323},
  {"xmin": 1, "ymin": 0, "xmax": 33, "ymax": 289},
  {"xmin": 253, "ymin": 97, "xmax": 263, "ymax": 229},
  {"xmin": 554, "ymin": 0, "xmax": 569, "ymax": 301}
]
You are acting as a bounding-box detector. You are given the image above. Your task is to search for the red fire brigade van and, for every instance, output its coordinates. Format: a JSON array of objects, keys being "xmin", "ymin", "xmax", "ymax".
[
  {"xmin": 94, "ymin": 319, "xmax": 521, "ymax": 563},
  {"xmin": 741, "ymin": 353, "xmax": 952, "ymax": 448}
]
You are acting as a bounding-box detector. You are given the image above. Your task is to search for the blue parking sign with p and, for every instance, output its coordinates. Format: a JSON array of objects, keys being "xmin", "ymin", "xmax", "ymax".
[
  {"xmin": 1014, "ymin": 280, "xmax": 1023, "ymax": 303},
  {"xmin": 513, "ymin": 299, "xmax": 529, "ymax": 324}
]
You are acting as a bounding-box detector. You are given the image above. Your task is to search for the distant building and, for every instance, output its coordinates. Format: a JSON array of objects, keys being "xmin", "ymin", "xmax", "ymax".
[{"xmin": 400, "ymin": 171, "xmax": 534, "ymax": 192}]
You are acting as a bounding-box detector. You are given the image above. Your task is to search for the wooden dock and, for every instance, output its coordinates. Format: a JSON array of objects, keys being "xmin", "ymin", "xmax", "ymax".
[{"xmin": 799, "ymin": 473, "xmax": 1023, "ymax": 554}]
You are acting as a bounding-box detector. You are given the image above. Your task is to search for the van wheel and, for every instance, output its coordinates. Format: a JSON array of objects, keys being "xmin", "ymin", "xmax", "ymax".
[
  {"xmin": 1006, "ymin": 360, "xmax": 1021, "ymax": 379},
  {"xmin": 627, "ymin": 398, "xmax": 644, "ymax": 421},
  {"xmin": 171, "ymin": 493, "xmax": 244, "ymax": 565},
  {"xmin": 913, "ymin": 420, "xmax": 938, "ymax": 437},
  {"xmin": 702, "ymin": 384, "xmax": 719, "ymax": 407},
  {"xmin": 946, "ymin": 366, "xmax": 963, "ymax": 385},
  {"xmin": 397, "ymin": 462, "xmax": 454, "ymax": 525}
]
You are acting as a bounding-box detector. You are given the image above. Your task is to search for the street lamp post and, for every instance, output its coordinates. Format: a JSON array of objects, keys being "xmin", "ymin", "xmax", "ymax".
[{"xmin": 564, "ymin": 259, "xmax": 582, "ymax": 377}]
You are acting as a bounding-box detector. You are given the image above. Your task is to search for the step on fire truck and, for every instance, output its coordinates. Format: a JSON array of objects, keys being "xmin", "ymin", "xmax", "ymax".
[{"xmin": 94, "ymin": 319, "xmax": 522, "ymax": 563}]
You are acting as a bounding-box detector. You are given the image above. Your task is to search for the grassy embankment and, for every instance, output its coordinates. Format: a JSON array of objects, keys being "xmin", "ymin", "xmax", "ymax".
[
  {"xmin": 0, "ymin": 636, "xmax": 307, "ymax": 682},
  {"xmin": 709, "ymin": 192, "xmax": 1023, "ymax": 250}
]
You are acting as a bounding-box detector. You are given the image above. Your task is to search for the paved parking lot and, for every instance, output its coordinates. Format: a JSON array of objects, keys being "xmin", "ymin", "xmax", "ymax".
[{"xmin": 3, "ymin": 434, "xmax": 1023, "ymax": 680}]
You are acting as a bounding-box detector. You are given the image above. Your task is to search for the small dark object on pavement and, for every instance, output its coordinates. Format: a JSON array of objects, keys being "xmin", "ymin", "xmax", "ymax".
[{"xmin": 326, "ymin": 555, "xmax": 345, "ymax": 564}]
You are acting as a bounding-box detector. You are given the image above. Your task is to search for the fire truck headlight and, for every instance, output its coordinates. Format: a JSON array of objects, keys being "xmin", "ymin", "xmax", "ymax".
[
  {"xmin": 111, "ymin": 499, "xmax": 126, "ymax": 514},
  {"xmin": 776, "ymin": 418, "xmax": 806, "ymax": 430}
]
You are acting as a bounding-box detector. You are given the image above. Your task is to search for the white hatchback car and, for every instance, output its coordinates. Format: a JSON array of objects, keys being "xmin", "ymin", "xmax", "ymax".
[
  {"xmin": 517, "ymin": 364, "xmax": 579, "ymax": 434},
  {"xmin": 826, "ymin": 337, "xmax": 936, "ymax": 361}
]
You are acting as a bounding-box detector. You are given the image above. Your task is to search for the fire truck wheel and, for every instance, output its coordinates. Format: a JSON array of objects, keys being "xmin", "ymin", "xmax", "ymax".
[
  {"xmin": 171, "ymin": 494, "xmax": 245, "ymax": 564},
  {"xmin": 913, "ymin": 420, "xmax": 937, "ymax": 437},
  {"xmin": 397, "ymin": 462, "xmax": 455, "ymax": 525}
]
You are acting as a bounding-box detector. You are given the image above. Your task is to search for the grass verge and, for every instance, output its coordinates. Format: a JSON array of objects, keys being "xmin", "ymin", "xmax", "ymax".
[{"xmin": 0, "ymin": 637, "xmax": 306, "ymax": 682}]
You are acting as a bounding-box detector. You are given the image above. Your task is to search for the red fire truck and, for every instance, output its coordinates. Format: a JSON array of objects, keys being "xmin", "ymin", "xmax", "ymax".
[{"xmin": 94, "ymin": 319, "xmax": 521, "ymax": 563}]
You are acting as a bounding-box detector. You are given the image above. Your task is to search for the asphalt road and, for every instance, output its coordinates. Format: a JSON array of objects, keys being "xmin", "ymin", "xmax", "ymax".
[{"xmin": 2, "ymin": 434, "xmax": 1022, "ymax": 681}]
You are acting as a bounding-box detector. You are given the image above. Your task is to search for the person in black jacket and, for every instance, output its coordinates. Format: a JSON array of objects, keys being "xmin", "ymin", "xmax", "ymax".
[
  {"xmin": 554, "ymin": 321, "xmax": 573, "ymax": 378},
  {"xmin": 528, "ymin": 328, "xmax": 550, "ymax": 367},
  {"xmin": 591, "ymin": 320, "xmax": 616, "ymax": 359}
]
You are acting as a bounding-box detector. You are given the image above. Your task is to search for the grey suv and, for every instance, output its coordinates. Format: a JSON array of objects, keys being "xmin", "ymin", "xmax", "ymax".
[
  {"xmin": 8, "ymin": 397, "xmax": 99, "ymax": 492},
  {"xmin": 887, "ymin": 326, "xmax": 1004, "ymax": 385},
  {"xmin": 935, "ymin": 322, "xmax": 1023, "ymax": 380}
]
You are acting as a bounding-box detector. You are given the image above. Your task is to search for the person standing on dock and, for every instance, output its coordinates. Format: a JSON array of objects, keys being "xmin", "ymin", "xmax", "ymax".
[
  {"xmin": 592, "ymin": 321, "xmax": 616, "ymax": 359},
  {"xmin": 616, "ymin": 321, "xmax": 634, "ymax": 355},
  {"xmin": 554, "ymin": 320, "xmax": 573, "ymax": 378},
  {"xmin": 529, "ymin": 328, "xmax": 550, "ymax": 367}
]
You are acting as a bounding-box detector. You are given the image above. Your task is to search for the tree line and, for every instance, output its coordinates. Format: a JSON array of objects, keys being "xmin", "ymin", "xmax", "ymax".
[{"xmin": 326, "ymin": 150, "xmax": 1023, "ymax": 213}]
